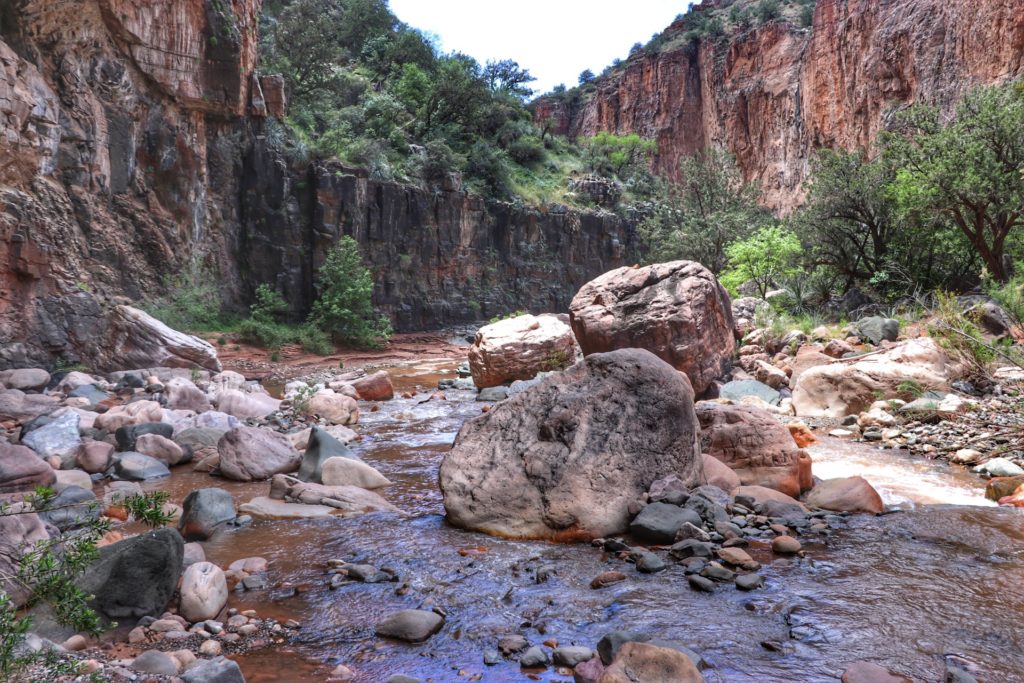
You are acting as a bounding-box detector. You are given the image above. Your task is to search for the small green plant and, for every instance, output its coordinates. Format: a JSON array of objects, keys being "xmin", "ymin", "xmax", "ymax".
[
  {"xmin": 140, "ymin": 257, "xmax": 225, "ymax": 331},
  {"xmin": 489, "ymin": 310, "xmax": 529, "ymax": 324},
  {"xmin": 270, "ymin": 350, "xmax": 280, "ymax": 362},
  {"xmin": 217, "ymin": 336, "xmax": 227, "ymax": 346},
  {"xmin": 539, "ymin": 349, "xmax": 573, "ymax": 372},
  {"xmin": 291, "ymin": 383, "xmax": 317, "ymax": 414},
  {"xmin": 190, "ymin": 367, "xmax": 201, "ymax": 382},
  {"xmin": 896, "ymin": 379, "xmax": 925, "ymax": 399}
]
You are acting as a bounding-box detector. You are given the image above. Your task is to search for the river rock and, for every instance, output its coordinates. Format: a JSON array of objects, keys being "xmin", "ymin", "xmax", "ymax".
[
  {"xmin": 720, "ymin": 379, "xmax": 781, "ymax": 405},
  {"xmin": 440, "ymin": 348, "xmax": 702, "ymax": 540},
  {"xmin": 269, "ymin": 475, "xmax": 400, "ymax": 515},
  {"xmin": 599, "ymin": 641, "xmax": 704, "ymax": 683},
  {"xmin": 569, "ymin": 261, "xmax": 734, "ymax": 396},
  {"xmin": 67, "ymin": 383, "xmax": 108, "ymax": 410},
  {"xmin": 733, "ymin": 485, "xmax": 808, "ymax": 512},
  {"xmin": 771, "ymin": 535, "xmax": 802, "ymax": 554},
  {"xmin": 53, "ymin": 468, "xmax": 94, "ymax": 492},
  {"xmin": 115, "ymin": 422, "xmax": 174, "ymax": 452},
  {"xmin": 75, "ymin": 440, "xmax": 114, "ymax": 473},
  {"xmin": 0, "ymin": 368, "xmax": 50, "ymax": 392},
  {"xmin": 134, "ymin": 433, "xmax": 186, "ymax": 466},
  {"xmin": 696, "ymin": 402, "xmax": 812, "ymax": 498},
  {"xmin": 701, "ymin": 453, "xmax": 741, "ymax": 492},
  {"xmin": 214, "ymin": 388, "xmax": 281, "ymax": 419},
  {"xmin": 468, "ymin": 314, "xmax": 577, "ymax": 389},
  {"xmin": 296, "ymin": 426, "xmax": 358, "ymax": 483},
  {"xmin": 288, "ymin": 424, "xmax": 357, "ymax": 451},
  {"xmin": 0, "ymin": 389, "xmax": 60, "ymax": 423},
  {"xmin": 164, "ymin": 377, "xmax": 212, "ymax": 413},
  {"xmin": 96, "ymin": 305, "xmax": 221, "ymax": 373},
  {"xmin": 96, "ymin": 401, "xmax": 164, "ymax": 432},
  {"xmin": 321, "ymin": 457, "xmax": 391, "ymax": 490},
  {"xmin": 0, "ymin": 442, "xmax": 56, "ymax": 494},
  {"xmin": 306, "ymin": 390, "xmax": 359, "ymax": 426},
  {"xmin": 217, "ymin": 426, "xmax": 301, "ymax": 481},
  {"xmin": 792, "ymin": 339, "xmax": 959, "ymax": 418},
  {"xmin": 22, "ymin": 411, "xmax": 80, "ymax": 465},
  {"xmin": 985, "ymin": 475, "xmax": 1024, "ymax": 501},
  {"xmin": 179, "ymin": 562, "xmax": 228, "ymax": 622},
  {"xmin": 840, "ymin": 661, "xmax": 913, "ymax": 683},
  {"xmin": 553, "ymin": 645, "xmax": 594, "ymax": 667},
  {"xmin": 35, "ymin": 485, "xmax": 96, "ymax": 532},
  {"xmin": 79, "ymin": 528, "xmax": 184, "ymax": 619},
  {"xmin": 181, "ymin": 656, "xmax": 246, "ymax": 683},
  {"xmin": 630, "ymin": 503, "xmax": 702, "ymax": 544},
  {"xmin": 804, "ymin": 476, "xmax": 884, "ymax": 514},
  {"xmin": 375, "ymin": 609, "xmax": 444, "ymax": 642},
  {"xmin": 855, "ymin": 317, "xmax": 900, "ymax": 345},
  {"xmin": 520, "ymin": 645, "xmax": 550, "ymax": 668},
  {"xmin": 351, "ymin": 371, "xmax": 395, "ymax": 401},
  {"xmin": 575, "ymin": 656, "xmax": 607, "ymax": 683},
  {"xmin": 0, "ymin": 507, "xmax": 49, "ymax": 606},
  {"xmin": 58, "ymin": 371, "xmax": 104, "ymax": 393},
  {"xmin": 973, "ymin": 458, "xmax": 1024, "ymax": 478},
  {"xmin": 132, "ymin": 649, "xmax": 179, "ymax": 676},
  {"xmin": 174, "ymin": 411, "xmax": 241, "ymax": 434},
  {"xmin": 114, "ymin": 452, "xmax": 171, "ymax": 481},
  {"xmin": 179, "ymin": 488, "xmax": 237, "ymax": 541},
  {"xmin": 238, "ymin": 497, "xmax": 337, "ymax": 518}
]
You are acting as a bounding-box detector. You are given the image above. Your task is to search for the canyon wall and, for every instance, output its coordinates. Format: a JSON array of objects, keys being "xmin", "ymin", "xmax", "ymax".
[
  {"xmin": 0, "ymin": 0, "xmax": 633, "ymax": 368},
  {"xmin": 535, "ymin": 0, "xmax": 1024, "ymax": 211}
]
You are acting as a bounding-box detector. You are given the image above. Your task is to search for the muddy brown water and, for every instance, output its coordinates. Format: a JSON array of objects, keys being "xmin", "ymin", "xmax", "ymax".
[{"xmin": 143, "ymin": 362, "xmax": 1024, "ymax": 682}]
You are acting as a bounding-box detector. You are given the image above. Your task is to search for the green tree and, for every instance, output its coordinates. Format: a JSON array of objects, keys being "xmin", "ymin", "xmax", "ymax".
[
  {"xmin": 885, "ymin": 82, "xmax": 1024, "ymax": 281},
  {"xmin": 720, "ymin": 224, "xmax": 804, "ymax": 298},
  {"xmin": 308, "ymin": 236, "xmax": 392, "ymax": 347},
  {"xmin": 578, "ymin": 69, "xmax": 595, "ymax": 85},
  {"xmin": 583, "ymin": 131, "xmax": 656, "ymax": 177},
  {"xmin": 641, "ymin": 147, "xmax": 769, "ymax": 273},
  {"xmin": 482, "ymin": 59, "xmax": 535, "ymax": 100}
]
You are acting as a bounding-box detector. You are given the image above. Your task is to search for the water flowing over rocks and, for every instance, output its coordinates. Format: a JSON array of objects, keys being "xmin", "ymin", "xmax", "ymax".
[
  {"xmin": 569, "ymin": 261, "xmax": 735, "ymax": 396},
  {"xmin": 440, "ymin": 348, "xmax": 702, "ymax": 540}
]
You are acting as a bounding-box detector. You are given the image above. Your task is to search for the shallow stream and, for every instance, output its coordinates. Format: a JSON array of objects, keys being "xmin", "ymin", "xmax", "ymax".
[{"xmin": 153, "ymin": 361, "xmax": 1024, "ymax": 682}]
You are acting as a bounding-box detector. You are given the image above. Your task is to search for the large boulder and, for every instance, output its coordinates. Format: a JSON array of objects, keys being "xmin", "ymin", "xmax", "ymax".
[
  {"xmin": 95, "ymin": 401, "xmax": 164, "ymax": 432},
  {"xmin": 439, "ymin": 348, "xmax": 702, "ymax": 541},
  {"xmin": 792, "ymin": 339, "xmax": 960, "ymax": 417},
  {"xmin": 217, "ymin": 426, "xmax": 301, "ymax": 481},
  {"xmin": 0, "ymin": 443, "xmax": 56, "ymax": 494},
  {"xmin": 164, "ymin": 377, "xmax": 212, "ymax": 413},
  {"xmin": 21, "ymin": 411, "xmax": 81, "ymax": 465},
  {"xmin": 695, "ymin": 402, "xmax": 813, "ymax": 498},
  {"xmin": 320, "ymin": 457, "xmax": 391, "ymax": 490},
  {"xmin": 296, "ymin": 426, "xmax": 357, "ymax": 483},
  {"xmin": 38, "ymin": 485, "xmax": 99, "ymax": 531},
  {"xmin": 568, "ymin": 261, "xmax": 734, "ymax": 396},
  {"xmin": 0, "ymin": 368, "xmax": 50, "ymax": 392},
  {"xmin": 94, "ymin": 305, "xmax": 221, "ymax": 373},
  {"xmin": 351, "ymin": 371, "xmax": 394, "ymax": 401},
  {"xmin": 79, "ymin": 528, "xmax": 185, "ymax": 619},
  {"xmin": 468, "ymin": 314, "xmax": 577, "ymax": 389}
]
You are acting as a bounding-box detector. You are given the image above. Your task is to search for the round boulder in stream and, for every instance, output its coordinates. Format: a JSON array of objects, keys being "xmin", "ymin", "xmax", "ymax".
[{"xmin": 440, "ymin": 348, "xmax": 702, "ymax": 540}]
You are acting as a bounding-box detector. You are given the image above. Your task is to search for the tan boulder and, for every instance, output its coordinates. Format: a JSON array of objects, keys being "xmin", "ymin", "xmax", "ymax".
[
  {"xmin": 135, "ymin": 433, "xmax": 187, "ymax": 466},
  {"xmin": 178, "ymin": 562, "xmax": 227, "ymax": 623},
  {"xmin": 804, "ymin": 476, "xmax": 885, "ymax": 514},
  {"xmin": 700, "ymin": 454, "xmax": 741, "ymax": 492},
  {"xmin": 734, "ymin": 485, "xmax": 808, "ymax": 511},
  {"xmin": 214, "ymin": 389, "xmax": 280, "ymax": 419},
  {"xmin": 164, "ymin": 377, "xmax": 211, "ymax": 413},
  {"xmin": 351, "ymin": 371, "xmax": 394, "ymax": 401},
  {"xmin": 217, "ymin": 427, "xmax": 301, "ymax": 481},
  {"xmin": 320, "ymin": 457, "xmax": 391, "ymax": 490},
  {"xmin": 569, "ymin": 261, "xmax": 734, "ymax": 396},
  {"xmin": 599, "ymin": 642, "xmax": 704, "ymax": 683},
  {"xmin": 468, "ymin": 314, "xmax": 577, "ymax": 389},
  {"xmin": 0, "ymin": 443, "xmax": 56, "ymax": 494},
  {"xmin": 94, "ymin": 400, "xmax": 163, "ymax": 432},
  {"xmin": 792, "ymin": 339, "xmax": 959, "ymax": 418},
  {"xmin": 306, "ymin": 391, "xmax": 359, "ymax": 426},
  {"xmin": 77, "ymin": 440, "xmax": 115, "ymax": 474},
  {"xmin": 696, "ymin": 402, "xmax": 813, "ymax": 498}
]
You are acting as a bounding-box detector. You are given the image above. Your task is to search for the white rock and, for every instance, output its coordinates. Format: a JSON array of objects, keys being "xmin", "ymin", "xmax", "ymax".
[
  {"xmin": 320, "ymin": 457, "xmax": 391, "ymax": 490},
  {"xmin": 178, "ymin": 562, "xmax": 228, "ymax": 623}
]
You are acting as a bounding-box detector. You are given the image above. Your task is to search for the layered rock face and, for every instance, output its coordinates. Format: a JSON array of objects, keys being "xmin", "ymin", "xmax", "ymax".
[
  {"xmin": 535, "ymin": 0, "xmax": 1024, "ymax": 212},
  {"xmin": 0, "ymin": 1, "xmax": 635, "ymax": 367}
]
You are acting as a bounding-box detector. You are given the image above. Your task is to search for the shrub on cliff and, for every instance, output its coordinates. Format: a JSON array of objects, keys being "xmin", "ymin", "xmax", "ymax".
[
  {"xmin": 309, "ymin": 237, "xmax": 392, "ymax": 348},
  {"xmin": 141, "ymin": 256, "xmax": 225, "ymax": 331}
]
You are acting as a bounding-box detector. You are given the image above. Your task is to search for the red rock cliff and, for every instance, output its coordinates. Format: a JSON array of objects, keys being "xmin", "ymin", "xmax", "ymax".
[{"xmin": 536, "ymin": 0, "xmax": 1024, "ymax": 211}]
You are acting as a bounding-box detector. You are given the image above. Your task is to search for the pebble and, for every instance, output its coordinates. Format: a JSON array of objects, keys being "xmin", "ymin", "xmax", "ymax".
[{"xmin": 199, "ymin": 640, "xmax": 222, "ymax": 656}]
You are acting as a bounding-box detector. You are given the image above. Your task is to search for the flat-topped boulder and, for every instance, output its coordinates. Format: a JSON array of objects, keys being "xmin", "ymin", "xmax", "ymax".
[
  {"xmin": 440, "ymin": 348, "xmax": 702, "ymax": 541},
  {"xmin": 468, "ymin": 313, "xmax": 577, "ymax": 389}
]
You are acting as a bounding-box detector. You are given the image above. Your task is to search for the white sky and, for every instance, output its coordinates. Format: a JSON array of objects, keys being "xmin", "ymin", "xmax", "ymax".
[{"xmin": 389, "ymin": 1, "xmax": 693, "ymax": 95}]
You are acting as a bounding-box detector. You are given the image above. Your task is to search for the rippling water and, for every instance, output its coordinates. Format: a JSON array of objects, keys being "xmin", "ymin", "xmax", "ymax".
[{"xmin": 154, "ymin": 362, "xmax": 1024, "ymax": 682}]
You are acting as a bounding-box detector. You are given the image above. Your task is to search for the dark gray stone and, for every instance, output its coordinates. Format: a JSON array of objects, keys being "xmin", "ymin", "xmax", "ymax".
[
  {"xmin": 596, "ymin": 630, "xmax": 651, "ymax": 665},
  {"xmin": 476, "ymin": 386, "xmax": 509, "ymax": 402},
  {"xmin": 297, "ymin": 426, "xmax": 358, "ymax": 483},
  {"xmin": 629, "ymin": 502, "xmax": 702, "ymax": 544},
  {"xmin": 720, "ymin": 380, "xmax": 781, "ymax": 406},
  {"xmin": 68, "ymin": 384, "xmax": 109, "ymax": 408},
  {"xmin": 132, "ymin": 650, "xmax": 178, "ymax": 676},
  {"xmin": 687, "ymin": 574, "xmax": 716, "ymax": 592},
  {"xmin": 113, "ymin": 452, "xmax": 171, "ymax": 481},
  {"xmin": 182, "ymin": 656, "xmax": 247, "ymax": 683},
  {"xmin": 115, "ymin": 422, "xmax": 173, "ymax": 452},
  {"xmin": 38, "ymin": 485, "xmax": 99, "ymax": 531},
  {"xmin": 735, "ymin": 573, "xmax": 765, "ymax": 591},
  {"xmin": 178, "ymin": 488, "xmax": 236, "ymax": 541},
  {"xmin": 375, "ymin": 609, "xmax": 444, "ymax": 643},
  {"xmin": 856, "ymin": 316, "xmax": 899, "ymax": 344},
  {"xmin": 635, "ymin": 551, "xmax": 667, "ymax": 573},
  {"xmin": 81, "ymin": 528, "xmax": 184, "ymax": 619},
  {"xmin": 519, "ymin": 645, "xmax": 550, "ymax": 668}
]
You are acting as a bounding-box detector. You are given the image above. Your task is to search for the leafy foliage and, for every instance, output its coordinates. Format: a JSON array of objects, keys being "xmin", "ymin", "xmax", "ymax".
[
  {"xmin": 141, "ymin": 257, "xmax": 225, "ymax": 331},
  {"xmin": 582, "ymin": 132, "xmax": 657, "ymax": 178},
  {"xmin": 640, "ymin": 147, "xmax": 769, "ymax": 273},
  {"xmin": 309, "ymin": 237, "xmax": 392, "ymax": 347},
  {"xmin": 720, "ymin": 225, "xmax": 803, "ymax": 298}
]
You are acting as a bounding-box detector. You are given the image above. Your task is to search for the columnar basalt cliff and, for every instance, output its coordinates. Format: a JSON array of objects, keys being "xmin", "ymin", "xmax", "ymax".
[
  {"xmin": 535, "ymin": 0, "xmax": 1024, "ymax": 211},
  {"xmin": 0, "ymin": 0, "xmax": 633, "ymax": 368}
]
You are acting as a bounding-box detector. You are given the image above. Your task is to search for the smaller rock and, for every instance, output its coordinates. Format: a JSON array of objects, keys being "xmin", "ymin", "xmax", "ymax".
[
  {"xmin": 771, "ymin": 535, "xmax": 802, "ymax": 554},
  {"xmin": 181, "ymin": 656, "xmax": 246, "ymax": 683},
  {"xmin": 113, "ymin": 452, "xmax": 171, "ymax": 481},
  {"xmin": 131, "ymin": 650, "xmax": 179, "ymax": 676},
  {"xmin": 552, "ymin": 645, "xmax": 593, "ymax": 667},
  {"xmin": 687, "ymin": 575, "xmax": 715, "ymax": 592},
  {"xmin": 375, "ymin": 609, "xmax": 444, "ymax": 643},
  {"xmin": 735, "ymin": 573, "xmax": 765, "ymax": 591},
  {"xmin": 590, "ymin": 571, "xmax": 627, "ymax": 589},
  {"xmin": 840, "ymin": 661, "xmax": 913, "ymax": 683},
  {"xmin": 519, "ymin": 645, "xmax": 550, "ymax": 668},
  {"xmin": 973, "ymin": 458, "xmax": 1024, "ymax": 478}
]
